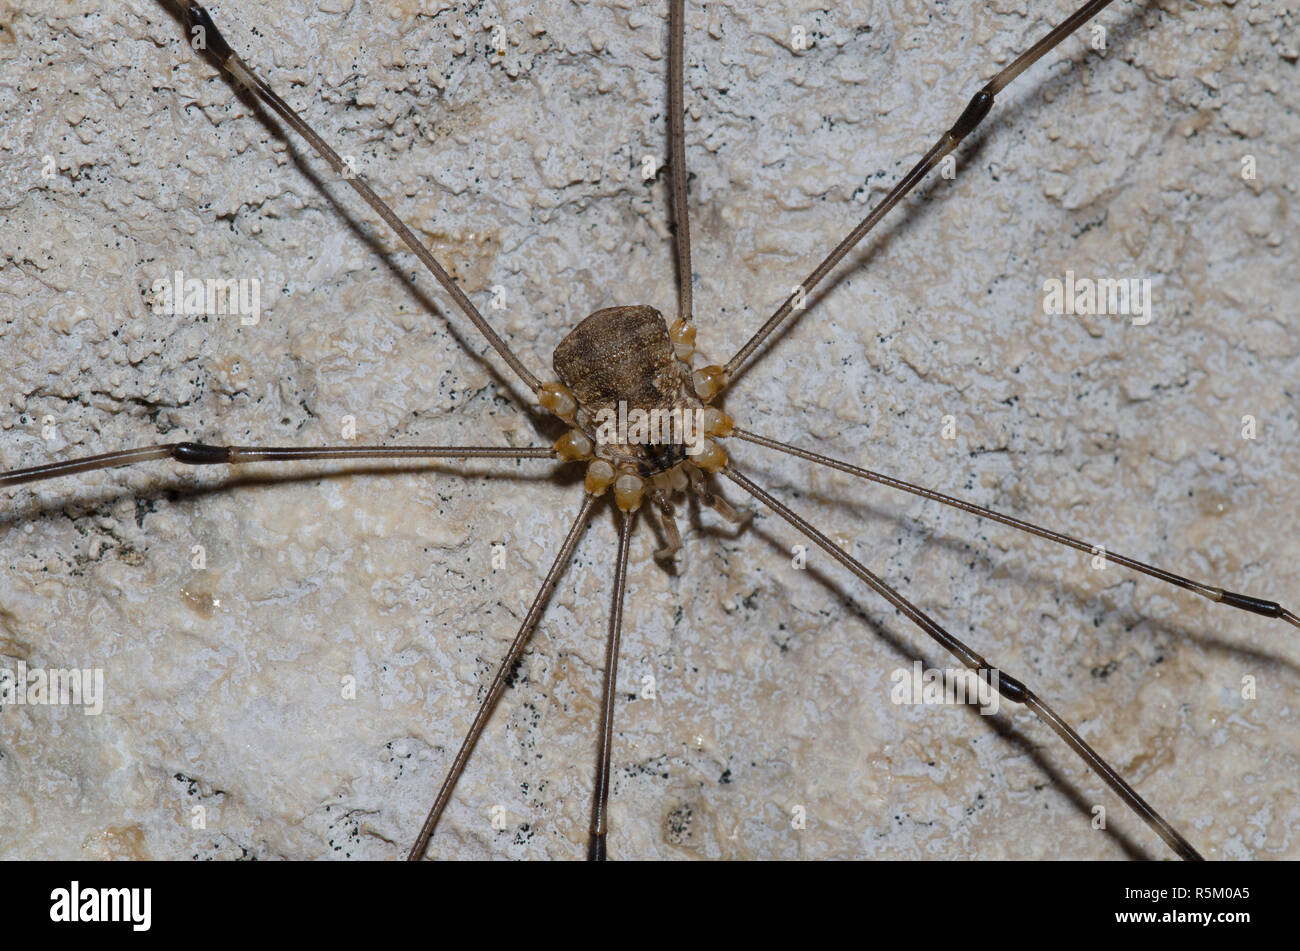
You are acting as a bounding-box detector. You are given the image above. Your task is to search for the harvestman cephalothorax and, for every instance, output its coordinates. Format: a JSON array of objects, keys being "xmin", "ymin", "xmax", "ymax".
[{"xmin": 2, "ymin": 0, "xmax": 1300, "ymax": 857}]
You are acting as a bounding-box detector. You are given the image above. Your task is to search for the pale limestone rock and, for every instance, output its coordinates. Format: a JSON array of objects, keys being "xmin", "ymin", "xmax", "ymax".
[{"xmin": 0, "ymin": 0, "xmax": 1296, "ymax": 860}]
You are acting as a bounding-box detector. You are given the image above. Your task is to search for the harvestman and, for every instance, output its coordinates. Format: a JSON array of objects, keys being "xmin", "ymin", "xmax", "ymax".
[{"xmin": 3, "ymin": 0, "xmax": 1295, "ymax": 858}]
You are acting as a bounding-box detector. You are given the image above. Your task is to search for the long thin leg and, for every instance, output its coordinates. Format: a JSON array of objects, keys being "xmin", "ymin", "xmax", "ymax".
[
  {"xmin": 723, "ymin": 0, "xmax": 1117, "ymax": 383},
  {"xmin": 161, "ymin": 1, "xmax": 543, "ymax": 395},
  {"xmin": 732, "ymin": 427, "xmax": 1300, "ymax": 628},
  {"xmin": 407, "ymin": 493, "xmax": 599, "ymax": 860},
  {"xmin": 0, "ymin": 442, "xmax": 556, "ymax": 489},
  {"xmin": 668, "ymin": 0, "xmax": 694, "ymax": 326},
  {"xmin": 587, "ymin": 508, "xmax": 636, "ymax": 861},
  {"xmin": 722, "ymin": 461, "xmax": 1203, "ymax": 861}
]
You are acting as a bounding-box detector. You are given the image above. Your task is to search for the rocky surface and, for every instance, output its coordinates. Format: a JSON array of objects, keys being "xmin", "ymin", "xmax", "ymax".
[{"xmin": 0, "ymin": 0, "xmax": 1296, "ymax": 859}]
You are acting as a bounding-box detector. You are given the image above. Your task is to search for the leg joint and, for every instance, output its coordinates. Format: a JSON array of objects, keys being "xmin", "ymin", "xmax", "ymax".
[
  {"xmin": 997, "ymin": 670, "xmax": 1029, "ymax": 704},
  {"xmin": 949, "ymin": 89, "xmax": 994, "ymax": 142},
  {"xmin": 172, "ymin": 442, "xmax": 233, "ymax": 465}
]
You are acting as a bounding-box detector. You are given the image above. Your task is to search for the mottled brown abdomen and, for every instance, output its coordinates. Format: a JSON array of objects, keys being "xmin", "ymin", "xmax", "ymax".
[
  {"xmin": 552, "ymin": 305, "xmax": 701, "ymax": 475},
  {"xmin": 553, "ymin": 305, "xmax": 691, "ymax": 411}
]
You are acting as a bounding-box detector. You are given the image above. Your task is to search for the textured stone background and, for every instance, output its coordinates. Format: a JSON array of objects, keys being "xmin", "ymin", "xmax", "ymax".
[{"xmin": 0, "ymin": 0, "xmax": 1296, "ymax": 860}]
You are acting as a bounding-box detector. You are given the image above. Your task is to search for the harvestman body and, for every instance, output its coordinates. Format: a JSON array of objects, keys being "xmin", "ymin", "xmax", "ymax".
[{"xmin": 3, "ymin": 0, "xmax": 1296, "ymax": 859}]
